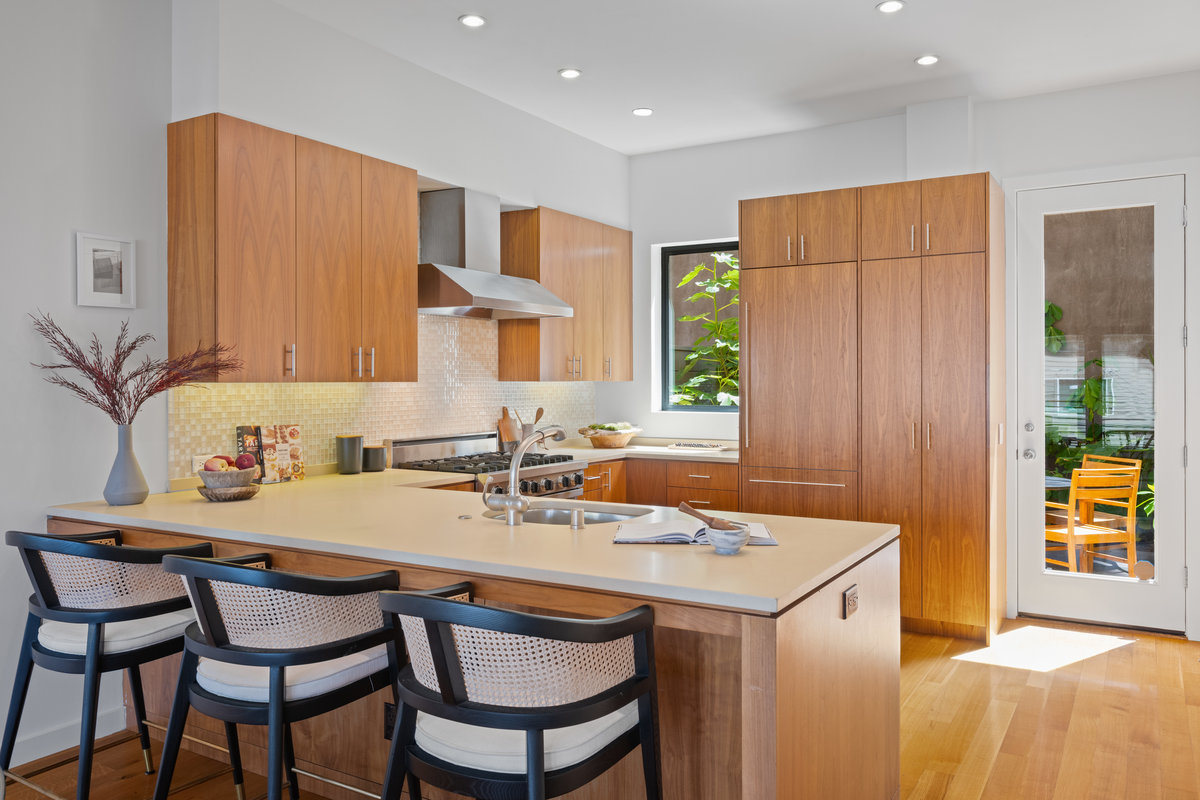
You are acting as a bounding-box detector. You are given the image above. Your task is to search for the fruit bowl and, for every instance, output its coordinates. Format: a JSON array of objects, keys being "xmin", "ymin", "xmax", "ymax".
[
  {"xmin": 578, "ymin": 427, "xmax": 642, "ymax": 449},
  {"xmin": 196, "ymin": 466, "xmax": 256, "ymax": 489},
  {"xmin": 197, "ymin": 484, "xmax": 260, "ymax": 502}
]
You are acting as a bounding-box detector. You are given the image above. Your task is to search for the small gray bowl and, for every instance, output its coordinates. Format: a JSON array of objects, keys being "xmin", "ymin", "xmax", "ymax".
[
  {"xmin": 706, "ymin": 523, "xmax": 750, "ymax": 555},
  {"xmin": 196, "ymin": 466, "xmax": 256, "ymax": 488}
]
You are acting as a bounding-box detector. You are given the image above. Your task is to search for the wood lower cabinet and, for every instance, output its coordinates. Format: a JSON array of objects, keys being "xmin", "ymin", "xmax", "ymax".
[
  {"xmin": 666, "ymin": 487, "xmax": 739, "ymax": 514},
  {"xmin": 740, "ymin": 262, "xmax": 858, "ymax": 474},
  {"xmin": 625, "ymin": 458, "xmax": 668, "ymax": 506},
  {"xmin": 666, "ymin": 460, "xmax": 739, "ymax": 512},
  {"xmin": 498, "ymin": 208, "xmax": 632, "ymax": 382},
  {"xmin": 582, "ymin": 460, "xmax": 626, "ymax": 503},
  {"xmin": 168, "ymin": 113, "xmax": 418, "ymax": 382},
  {"xmin": 739, "ymin": 188, "xmax": 858, "ymax": 269},
  {"xmin": 741, "ymin": 467, "xmax": 857, "ymax": 521},
  {"xmin": 435, "ymin": 481, "xmax": 476, "ymax": 492}
]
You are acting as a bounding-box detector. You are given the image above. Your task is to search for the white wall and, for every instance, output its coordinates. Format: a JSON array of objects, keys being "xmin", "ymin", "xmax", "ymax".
[
  {"xmin": 599, "ymin": 69, "xmax": 1200, "ymax": 439},
  {"xmin": 175, "ymin": 0, "xmax": 630, "ymax": 228},
  {"xmin": 0, "ymin": 0, "xmax": 172, "ymax": 760}
]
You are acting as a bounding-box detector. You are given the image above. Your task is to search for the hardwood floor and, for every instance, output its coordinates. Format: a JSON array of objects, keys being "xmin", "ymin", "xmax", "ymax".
[{"xmin": 8, "ymin": 618, "xmax": 1199, "ymax": 799}]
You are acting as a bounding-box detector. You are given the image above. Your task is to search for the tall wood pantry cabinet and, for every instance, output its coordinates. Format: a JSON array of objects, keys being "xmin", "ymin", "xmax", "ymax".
[
  {"xmin": 168, "ymin": 113, "xmax": 418, "ymax": 382},
  {"xmin": 738, "ymin": 173, "xmax": 1006, "ymax": 641},
  {"xmin": 497, "ymin": 207, "xmax": 632, "ymax": 382}
]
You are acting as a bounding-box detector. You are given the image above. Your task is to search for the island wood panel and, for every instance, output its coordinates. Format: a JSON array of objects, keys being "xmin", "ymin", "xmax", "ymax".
[
  {"xmin": 602, "ymin": 225, "xmax": 633, "ymax": 381},
  {"xmin": 434, "ymin": 481, "xmax": 476, "ymax": 492},
  {"xmin": 665, "ymin": 486, "xmax": 739, "ymax": 513},
  {"xmin": 796, "ymin": 187, "xmax": 859, "ymax": 265},
  {"xmin": 859, "ymin": 258, "xmax": 924, "ymax": 619},
  {"xmin": 167, "ymin": 114, "xmax": 216, "ymax": 362},
  {"xmin": 361, "ymin": 155, "xmax": 418, "ymax": 382},
  {"xmin": 573, "ymin": 214, "xmax": 605, "ymax": 381},
  {"xmin": 738, "ymin": 194, "xmax": 796, "ymax": 268},
  {"xmin": 921, "ymin": 253, "xmax": 988, "ymax": 628},
  {"xmin": 214, "ymin": 114, "xmax": 296, "ymax": 382},
  {"xmin": 624, "ymin": 458, "xmax": 668, "ymax": 506},
  {"xmin": 922, "ymin": 173, "xmax": 987, "ymax": 256},
  {"xmin": 665, "ymin": 460, "xmax": 740, "ymax": 491},
  {"xmin": 859, "ymin": 180, "xmax": 921, "ymax": 261},
  {"xmin": 777, "ymin": 540, "xmax": 900, "ymax": 800},
  {"xmin": 741, "ymin": 262, "xmax": 858, "ymax": 471},
  {"xmin": 296, "ymin": 137, "xmax": 361, "ymax": 382},
  {"xmin": 741, "ymin": 466, "xmax": 858, "ymax": 520}
]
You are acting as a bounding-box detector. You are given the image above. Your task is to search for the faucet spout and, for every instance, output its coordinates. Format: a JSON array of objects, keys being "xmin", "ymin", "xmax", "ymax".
[{"xmin": 483, "ymin": 425, "xmax": 566, "ymax": 526}]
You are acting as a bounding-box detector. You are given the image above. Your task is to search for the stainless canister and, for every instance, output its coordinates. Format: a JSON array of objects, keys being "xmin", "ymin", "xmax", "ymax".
[{"xmin": 336, "ymin": 435, "xmax": 364, "ymax": 474}]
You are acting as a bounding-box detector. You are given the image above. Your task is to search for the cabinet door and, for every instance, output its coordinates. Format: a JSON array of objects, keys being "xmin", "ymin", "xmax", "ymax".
[
  {"xmin": 625, "ymin": 459, "xmax": 668, "ymax": 506},
  {"xmin": 215, "ymin": 115, "xmax": 296, "ymax": 382},
  {"xmin": 922, "ymin": 174, "xmax": 986, "ymax": 256},
  {"xmin": 574, "ymin": 217, "xmax": 606, "ymax": 381},
  {"xmin": 601, "ymin": 460, "xmax": 627, "ymax": 503},
  {"xmin": 582, "ymin": 462, "xmax": 605, "ymax": 500},
  {"xmin": 921, "ymin": 254, "xmax": 987, "ymax": 627},
  {"xmin": 296, "ymin": 137, "xmax": 361, "ymax": 382},
  {"xmin": 740, "ymin": 467, "xmax": 857, "ymax": 520},
  {"xmin": 535, "ymin": 209, "xmax": 578, "ymax": 381},
  {"xmin": 739, "ymin": 195, "xmax": 797, "ymax": 268},
  {"xmin": 859, "ymin": 259, "xmax": 924, "ymax": 619},
  {"xmin": 601, "ymin": 225, "xmax": 633, "ymax": 381},
  {"xmin": 860, "ymin": 181, "xmax": 920, "ymax": 261},
  {"xmin": 666, "ymin": 486, "xmax": 739, "ymax": 514},
  {"xmin": 361, "ymin": 156, "xmax": 418, "ymax": 381},
  {"xmin": 741, "ymin": 262, "xmax": 858, "ymax": 471},
  {"xmin": 796, "ymin": 188, "xmax": 858, "ymax": 265}
]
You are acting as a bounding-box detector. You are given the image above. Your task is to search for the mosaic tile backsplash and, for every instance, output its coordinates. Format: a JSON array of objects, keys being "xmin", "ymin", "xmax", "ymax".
[{"xmin": 168, "ymin": 316, "xmax": 596, "ymax": 479}]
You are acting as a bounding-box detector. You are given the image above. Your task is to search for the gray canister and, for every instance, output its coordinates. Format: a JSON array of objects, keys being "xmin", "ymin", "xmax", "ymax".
[
  {"xmin": 336, "ymin": 435, "xmax": 364, "ymax": 474},
  {"xmin": 362, "ymin": 445, "xmax": 387, "ymax": 472}
]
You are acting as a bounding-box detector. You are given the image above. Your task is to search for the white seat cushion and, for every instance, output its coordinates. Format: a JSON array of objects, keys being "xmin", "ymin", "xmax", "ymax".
[
  {"xmin": 37, "ymin": 609, "xmax": 195, "ymax": 656},
  {"xmin": 414, "ymin": 701, "xmax": 639, "ymax": 774},
  {"xmin": 195, "ymin": 644, "xmax": 389, "ymax": 703}
]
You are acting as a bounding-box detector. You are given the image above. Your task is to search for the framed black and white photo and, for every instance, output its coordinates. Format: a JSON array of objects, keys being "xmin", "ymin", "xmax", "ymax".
[{"xmin": 76, "ymin": 232, "xmax": 135, "ymax": 308}]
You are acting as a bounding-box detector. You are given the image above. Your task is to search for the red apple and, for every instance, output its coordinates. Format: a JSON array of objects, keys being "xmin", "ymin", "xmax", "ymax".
[
  {"xmin": 203, "ymin": 457, "xmax": 227, "ymax": 472},
  {"xmin": 234, "ymin": 453, "xmax": 256, "ymax": 470},
  {"xmin": 217, "ymin": 455, "xmax": 236, "ymax": 467}
]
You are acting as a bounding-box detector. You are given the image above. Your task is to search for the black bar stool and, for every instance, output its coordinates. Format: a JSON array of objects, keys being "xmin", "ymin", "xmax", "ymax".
[
  {"xmin": 0, "ymin": 530, "xmax": 228, "ymax": 800},
  {"xmin": 378, "ymin": 584, "xmax": 663, "ymax": 800}
]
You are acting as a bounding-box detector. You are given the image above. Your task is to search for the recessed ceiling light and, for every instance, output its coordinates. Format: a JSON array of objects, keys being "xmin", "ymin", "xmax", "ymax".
[
  {"xmin": 458, "ymin": 14, "xmax": 486, "ymax": 28},
  {"xmin": 632, "ymin": 107, "xmax": 653, "ymax": 117},
  {"xmin": 915, "ymin": 54, "xmax": 939, "ymax": 66},
  {"xmin": 876, "ymin": 1, "xmax": 905, "ymax": 12},
  {"xmin": 558, "ymin": 68, "xmax": 582, "ymax": 80}
]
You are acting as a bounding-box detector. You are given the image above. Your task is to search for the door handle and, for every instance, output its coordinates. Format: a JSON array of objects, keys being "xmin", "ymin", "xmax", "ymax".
[
  {"xmin": 787, "ymin": 235, "xmax": 792, "ymax": 261},
  {"xmin": 742, "ymin": 300, "xmax": 749, "ymax": 449},
  {"xmin": 287, "ymin": 343, "xmax": 296, "ymax": 376},
  {"xmin": 356, "ymin": 346, "xmax": 363, "ymax": 378},
  {"xmin": 910, "ymin": 225, "xmax": 915, "ymax": 252},
  {"xmin": 925, "ymin": 222, "xmax": 930, "ymax": 251},
  {"xmin": 370, "ymin": 347, "xmax": 376, "ymax": 379},
  {"xmin": 567, "ymin": 356, "xmax": 574, "ymax": 379},
  {"xmin": 926, "ymin": 422, "xmax": 932, "ymax": 450},
  {"xmin": 1022, "ymin": 449, "xmax": 1037, "ymax": 461},
  {"xmin": 800, "ymin": 234, "xmax": 805, "ymax": 261}
]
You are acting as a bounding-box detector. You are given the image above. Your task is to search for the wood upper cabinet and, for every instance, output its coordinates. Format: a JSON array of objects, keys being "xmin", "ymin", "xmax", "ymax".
[
  {"xmin": 859, "ymin": 258, "xmax": 923, "ymax": 619},
  {"xmin": 922, "ymin": 173, "xmax": 986, "ymax": 256},
  {"xmin": 361, "ymin": 156, "xmax": 418, "ymax": 382},
  {"xmin": 168, "ymin": 113, "xmax": 419, "ymax": 382},
  {"xmin": 796, "ymin": 188, "xmax": 858, "ymax": 265},
  {"xmin": 740, "ymin": 261, "xmax": 858, "ymax": 472},
  {"xmin": 860, "ymin": 180, "xmax": 921, "ymax": 261},
  {"xmin": 860, "ymin": 174, "xmax": 986, "ymax": 260},
  {"xmin": 296, "ymin": 137, "xmax": 361, "ymax": 382},
  {"xmin": 170, "ymin": 113, "xmax": 298, "ymax": 382},
  {"xmin": 739, "ymin": 194, "xmax": 797, "ymax": 268},
  {"xmin": 498, "ymin": 207, "xmax": 632, "ymax": 382}
]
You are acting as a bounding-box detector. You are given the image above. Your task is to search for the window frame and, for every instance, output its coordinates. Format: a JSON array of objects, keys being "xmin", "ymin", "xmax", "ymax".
[{"xmin": 659, "ymin": 240, "xmax": 740, "ymax": 413}]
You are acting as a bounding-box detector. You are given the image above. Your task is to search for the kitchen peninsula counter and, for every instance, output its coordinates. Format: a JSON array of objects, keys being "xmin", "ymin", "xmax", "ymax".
[{"xmin": 47, "ymin": 475, "xmax": 900, "ymax": 800}]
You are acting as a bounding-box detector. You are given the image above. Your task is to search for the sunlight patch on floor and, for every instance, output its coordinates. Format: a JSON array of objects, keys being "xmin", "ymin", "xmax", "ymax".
[{"xmin": 951, "ymin": 625, "xmax": 1134, "ymax": 672}]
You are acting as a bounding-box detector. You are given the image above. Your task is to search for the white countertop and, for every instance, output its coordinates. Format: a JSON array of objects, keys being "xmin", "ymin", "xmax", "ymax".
[
  {"xmin": 47, "ymin": 470, "xmax": 895, "ymax": 615},
  {"xmin": 546, "ymin": 438, "xmax": 739, "ymax": 464}
]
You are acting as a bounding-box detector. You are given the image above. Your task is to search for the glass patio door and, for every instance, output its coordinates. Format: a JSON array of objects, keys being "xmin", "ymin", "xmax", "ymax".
[{"xmin": 1016, "ymin": 175, "xmax": 1186, "ymax": 631}]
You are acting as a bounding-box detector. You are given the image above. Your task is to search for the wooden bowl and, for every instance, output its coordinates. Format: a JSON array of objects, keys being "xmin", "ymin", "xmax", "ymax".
[
  {"xmin": 196, "ymin": 466, "xmax": 256, "ymax": 488},
  {"xmin": 197, "ymin": 484, "xmax": 260, "ymax": 502},
  {"xmin": 578, "ymin": 428, "xmax": 641, "ymax": 448}
]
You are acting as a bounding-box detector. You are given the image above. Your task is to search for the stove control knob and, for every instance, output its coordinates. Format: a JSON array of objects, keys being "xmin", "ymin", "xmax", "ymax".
[
  {"xmin": 542, "ymin": 478, "xmax": 555, "ymax": 492},
  {"xmin": 573, "ymin": 472, "xmax": 584, "ymax": 487},
  {"xmin": 519, "ymin": 480, "xmax": 531, "ymax": 493},
  {"xmin": 529, "ymin": 481, "xmax": 541, "ymax": 494}
]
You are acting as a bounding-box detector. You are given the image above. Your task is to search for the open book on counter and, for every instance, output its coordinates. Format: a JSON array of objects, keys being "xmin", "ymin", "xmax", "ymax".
[{"xmin": 613, "ymin": 520, "xmax": 778, "ymax": 546}]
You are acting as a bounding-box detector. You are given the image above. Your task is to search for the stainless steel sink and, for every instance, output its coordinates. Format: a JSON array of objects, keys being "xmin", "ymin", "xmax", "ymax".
[{"xmin": 482, "ymin": 501, "xmax": 654, "ymax": 525}]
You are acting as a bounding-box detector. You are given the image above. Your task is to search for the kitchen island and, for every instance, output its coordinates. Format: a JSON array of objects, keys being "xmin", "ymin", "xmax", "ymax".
[{"xmin": 47, "ymin": 472, "xmax": 900, "ymax": 800}]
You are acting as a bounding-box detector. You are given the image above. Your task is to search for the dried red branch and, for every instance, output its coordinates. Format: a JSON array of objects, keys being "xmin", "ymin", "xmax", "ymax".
[{"xmin": 30, "ymin": 312, "xmax": 243, "ymax": 425}]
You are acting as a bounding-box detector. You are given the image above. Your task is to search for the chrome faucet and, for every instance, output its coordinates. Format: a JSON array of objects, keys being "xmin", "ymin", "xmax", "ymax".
[{"xmin": 483, "ymin": 425, "xmax": 567, "ymax": 525}]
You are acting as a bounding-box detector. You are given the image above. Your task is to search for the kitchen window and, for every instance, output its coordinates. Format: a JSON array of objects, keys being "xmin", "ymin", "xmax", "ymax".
[{"xmin": 660, "ymin": 241, "xmax": 739, "ymax": 411}]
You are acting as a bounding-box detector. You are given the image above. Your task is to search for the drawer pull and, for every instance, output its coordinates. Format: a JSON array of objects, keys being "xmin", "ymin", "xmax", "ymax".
[
  {"xmin": 687, "ymin": 474, "xmax": 711, "ymax": 480},
  {"xmin": 748, "ymin": 478, "xmax": 846, "ymax": 488},
  {"xmin": 688, "ymin": 500, "xmax": 711, "ymax": 505},
  {"xmin": 584, "ymin": 475, "xmax": 602, "ymax": 482}
]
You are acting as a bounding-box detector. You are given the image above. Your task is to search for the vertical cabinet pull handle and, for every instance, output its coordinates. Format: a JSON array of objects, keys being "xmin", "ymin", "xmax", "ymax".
[
  {"xmin": 800, "ymin": 234, "xmax": 805, "ymax": 261},
  {"xmin": 910, "ymin": 225, "xmax": 915, "ymax": 252},
  {"xmin": 742, "ymin": 299, "xmax": 749, "ymax": 449},
  {"xmin": 288, "ymin": 344, "xmax": 296, "ymax": 376},
  {"xmin": 576, "ymin": 356, "xmax": 582, "ymax": 378},
  {"xmin": 911, "ymin": 422, "xmax": 916, "ymax": 451},
  {"xmin": 370, "ymin": 347, "xmax": 376, "ymax": 379},
  {"xmin": 356, "ymin": 346, "xmax": 363, "ymax": 378},
  {"xmin": 604, "ymin": 356, "xmax": 611, "ymax": 378},
  {"xmin": 926, "ymin": 422, "xmax": 932, "ymax": 450},
  {"xmin": 567, "ymin": 356, "xmax": 574, "ymax": 379},
  {"xmin": 787, "ymin": 235, "xmax": 792, "ymax": 261},
  {"xmin": 925, "ymin": 222, "xmax": 930, "ymax": 251}
]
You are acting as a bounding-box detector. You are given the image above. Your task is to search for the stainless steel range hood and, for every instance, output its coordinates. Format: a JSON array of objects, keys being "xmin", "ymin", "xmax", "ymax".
[{"xmin": 417, "ymin": 188, "xmax": 573, "ymax": 320}]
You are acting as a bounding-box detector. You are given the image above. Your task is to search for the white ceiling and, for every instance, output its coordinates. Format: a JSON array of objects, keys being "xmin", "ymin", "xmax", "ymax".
[{"xmin": 276, "ymin": 0, "xmax": 1200, "ymax": 156}]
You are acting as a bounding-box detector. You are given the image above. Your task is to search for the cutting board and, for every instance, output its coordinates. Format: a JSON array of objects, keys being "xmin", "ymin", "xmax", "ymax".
[{"xmin": 498, "ymin": 407, "xmax": 521, "ymax": 443}]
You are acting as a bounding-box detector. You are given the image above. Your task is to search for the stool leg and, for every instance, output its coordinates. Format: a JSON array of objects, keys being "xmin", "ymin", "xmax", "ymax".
[
  {"xmin": 76, "ymin": 624, "xmax": 104, "ymax": 800},
  {"xmin": 223, "ymin": 723, "xmax": 245, "ymax": 800},
  {"xmin": 266, "ymin": 667, "xmax": 285, "ymax": 800},
  {"xmin": 126, "ymin": 666, "xmax": 154, "ymax": 774},
  {"xmin": 381, "ymin": 703, "xmax": 416, "ymax": 800},
  {"xmin": 525, "ymin": 729, "xmax": 545, "ymax": 800},
  {"xmin": 282, "ymin": 723, "xmax": 299, "ymax": 800},
  {"xmin": 153, "ymin": 650, "xmax": 197, "ymax": 800},
  {"xmin": 404, "ymin": 772, "xmax": 422, "ymax": 800},
  {"xmin": 637, "ymin": 693, "xmax": 663, "ymax": 800},
  {"xmin": 0, "ymin": 614, "xmax": 39, "ymax": 773}
]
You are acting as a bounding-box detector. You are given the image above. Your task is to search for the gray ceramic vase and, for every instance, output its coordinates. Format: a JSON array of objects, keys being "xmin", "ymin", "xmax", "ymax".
[{"xmin": 103, "ymin": 423, "xmax": 149, "ymax": 505}]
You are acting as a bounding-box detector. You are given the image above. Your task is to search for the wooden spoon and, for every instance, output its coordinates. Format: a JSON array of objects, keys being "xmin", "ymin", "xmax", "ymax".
[
  {"xmin": 677, "ymin": 502, "xmax": 740, "ymax": 531},
  {"xmin": 534, "ymin": 407, "xmax": 544, "ymax": 424}
]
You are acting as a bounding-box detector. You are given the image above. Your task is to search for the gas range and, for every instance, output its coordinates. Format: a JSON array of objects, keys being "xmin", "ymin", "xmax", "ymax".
[{"xmin": 385, "ymin": 432, "xmax": 587, "ymax": 498}]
